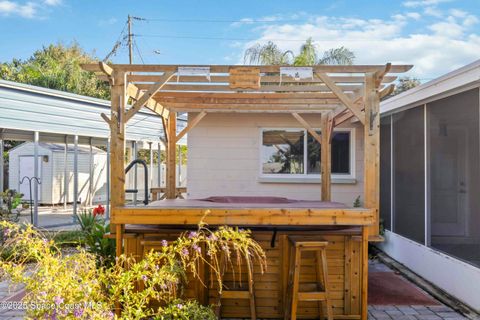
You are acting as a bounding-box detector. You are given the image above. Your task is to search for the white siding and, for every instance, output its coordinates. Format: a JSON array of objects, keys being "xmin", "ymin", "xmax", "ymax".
[
  {"xmin": 187, "ymin": 113, "xmax": 364, "ymax": 204},
  {"xmin": 8, "ymin": 143, "xmax": 51, "ymax": 203},
  {"xmin": 8, "ymin": 142, "xmax": 107, "ymax": 205}
]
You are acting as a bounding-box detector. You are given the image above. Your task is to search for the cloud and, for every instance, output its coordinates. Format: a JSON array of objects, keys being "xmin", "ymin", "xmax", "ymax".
[
  {"xmin": 236, "ymin": 9, "xmax": 480, "ymax": 80},
  {"xmin": 0, "ymin": 0, "xmax": 61, "ymax": 18},
  {"xmin": 0, "ymin": 1, "xmax": 37, "ymax": 18},
  {"xmin": 44, "ymin": 0, "xmax": 60, "ymax": 5},
  {"xmin": 402, "ymin": 0, "xmax": 452, "ymax": 8}
]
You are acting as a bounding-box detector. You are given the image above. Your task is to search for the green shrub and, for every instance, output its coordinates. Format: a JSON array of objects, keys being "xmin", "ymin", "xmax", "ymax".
[
  {"xmin": 0, "ymin": 189, "xmax": 24, "ymax": 223},
  {"xmin": 74, "ymin": 206, "xmax": 114, "ymax": 266}
]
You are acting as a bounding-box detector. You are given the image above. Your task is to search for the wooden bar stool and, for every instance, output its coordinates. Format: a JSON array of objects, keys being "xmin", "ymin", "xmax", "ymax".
[
  {"xmin": 285, "ymin": 237, "xmax": 333, "ymax": 320},
  {"xmin": 215, "ymin": 253, "xmax": 256, "ymax": 319}
]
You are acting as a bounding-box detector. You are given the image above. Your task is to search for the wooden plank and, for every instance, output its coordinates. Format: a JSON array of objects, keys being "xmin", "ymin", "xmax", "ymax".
[
  {"xmin": 363, "ymin": 73, "xmax": 380, "ymax": 238},
  {"xmin": 229, "ymin": 66, "xmax": 261, "ymax": 89},
  {"xmin": 175, "ymin": 111, "xmax": 206, "ymax": 143},
  {"xmin": 154, "ymin": 92, "xmax": 346, "ymax": 99},
  {"xmin": 126, "ymin": 83, "xmax": 170, "ymax": 118},
  {"xmin": 361, "ymin": 227, "xmax": 369, "ymax": 320},
  {"xmin": 291, "ymin": 113, "xmax": 322, "ymax": 144},
  {"xmin": 166, "ymin": 112, "xmax": 177, "ymax": 199},
  {"xmin": 164, "ymin": 103, "xmax": 339, "ymax": 111},
  {"xmin": 321, "ymin": 113, "xmax": 334, "ymax": 201},
  {"xmin": 81, "ymin": 63, "xmax": 413, "ymax": 74},
  {"xmin": 111, "ymin": 207, "xmax": 375, "ymax": 226},
  {"xmin": 126, "ymin": 74, "xmax": 398, "ymax": 84},
  {"xmin": 110, "ymin": 70, "xmax": 127, "ymax": 236},
  {"xmin": 125, "ymin": 72, "xmax": 175, "ymax": 122},
  {"xmin": 156, "ymin": 96, "xmax": 342, "ymax": 105},
  {"xmin": 344, "ymin": 236, "xmax": 352, "ymax": 314},
  {"xmin": 170, "ymin": 108, "xmax": 329, "ymax": 114},
  {"xmin": 333, "ymin": 97, "xmax": 364, "ymax": 127},
  {"xmin": 316, "ymin": 73, "xmax": 365, "ymax": 125},
  {"xmin": 379, "ymin": 84, "xmax": 395, "ymax": 99},
  {"xmin": 137, "ymin": 83, "xmax": 364, "ymax": 93}
]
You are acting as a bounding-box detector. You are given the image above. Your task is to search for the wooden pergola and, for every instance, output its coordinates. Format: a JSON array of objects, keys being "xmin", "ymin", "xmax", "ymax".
[
  {"xmin": 82, "ymin": 62, "xmax": 412, "ymax": 319},
  {"xmin": 82, "ymin": 62, "xmax": 412, "ymax": 241}
]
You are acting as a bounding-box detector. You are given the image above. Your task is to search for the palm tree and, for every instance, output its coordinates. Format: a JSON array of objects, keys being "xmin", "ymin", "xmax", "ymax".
[
  {"xmin": 243, "ymin": 41, "xmax": 294, "ymax": 65},
  {"xmin": 243, "ymin": 38, "xmax": 355, "ymax": 66}
]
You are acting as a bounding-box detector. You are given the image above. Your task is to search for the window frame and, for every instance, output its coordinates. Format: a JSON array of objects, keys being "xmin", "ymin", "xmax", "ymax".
[{"xmin": 258, "ymin": 127, "xmax": 356, "ymax": 181}]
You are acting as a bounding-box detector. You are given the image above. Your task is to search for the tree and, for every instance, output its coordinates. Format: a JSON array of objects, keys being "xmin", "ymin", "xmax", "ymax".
[
  {"xmin": 244, "ymin": 38, "xmax": 355, "ymax": 66},
  {"xmin": 393, "ymin": 76, "xmax": 421, "ymax": 95},
  {"xmin": 243, "ymin": 41, "xmax": 294, "ymax": 65},
  {"xmin": 0, "ymin": 42, "xmax": 110, "ymax": 99}
]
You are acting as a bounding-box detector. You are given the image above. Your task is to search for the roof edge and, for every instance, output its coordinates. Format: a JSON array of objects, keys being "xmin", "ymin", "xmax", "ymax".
[{"xmin": 381, "ymin": 59, "xmax": 480, "ymax": 114}]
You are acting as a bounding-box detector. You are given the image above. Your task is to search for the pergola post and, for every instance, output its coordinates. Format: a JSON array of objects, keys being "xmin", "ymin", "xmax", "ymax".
[
  {"xmin": 33, "ymin": 131, "xmax": 39, "ymax": 227},
  {"xmin": 321, "ymin": 113, "xmax": 334, "ymax": 201},
  {"xmin": 364, "ymin": 72, "xmax": 381, "ymax": 238},
  {"xmin": 166, "ymin": 112, "xmax": 177, "ymax": 199},
  {"xmin": 110, "ymin": 70, "xmax": 127, "ymax": 249}
]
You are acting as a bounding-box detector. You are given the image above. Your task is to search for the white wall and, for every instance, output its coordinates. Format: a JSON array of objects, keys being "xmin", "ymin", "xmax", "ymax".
[
  {"xmin": 8, "ymin": 143, "xmax": 107, "ymax": 205},
  {"xmin": 51, "ymin": 151, "xmax": 108, "ymax": 204},
  {"xmin": 378, "ymin": 231, "xmax": 480, "ymax": 312},
  {"xmin": 187, "ymin": 113, "xmax": 364, "ymax": 204}
]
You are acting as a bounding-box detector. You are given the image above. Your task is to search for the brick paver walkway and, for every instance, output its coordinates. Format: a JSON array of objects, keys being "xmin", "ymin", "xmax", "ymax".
[{"xmin": 369, "ymin": 305, "xmax": 468, "ymax": 320}]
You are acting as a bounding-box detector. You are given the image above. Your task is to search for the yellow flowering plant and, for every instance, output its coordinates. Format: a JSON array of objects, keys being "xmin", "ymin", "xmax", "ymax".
[{"xmin": 0, "ymin": 218, "xmax": 266, "ymax": 319}]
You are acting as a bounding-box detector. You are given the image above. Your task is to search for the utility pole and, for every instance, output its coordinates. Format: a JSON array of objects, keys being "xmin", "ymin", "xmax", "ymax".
[{"xmin": 127, "ymin": 15, "xmax": 133, "ymax": 64}]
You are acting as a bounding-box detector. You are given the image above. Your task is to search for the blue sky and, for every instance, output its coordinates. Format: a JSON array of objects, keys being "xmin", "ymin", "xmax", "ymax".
[{"xmin": 0, "ymin": 0, "xmax": 479, "ymax": 80}]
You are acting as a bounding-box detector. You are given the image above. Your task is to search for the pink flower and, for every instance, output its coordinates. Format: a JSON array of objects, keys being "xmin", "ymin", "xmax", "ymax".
[
  {"xmin": 193, "ymin": 244, "xmax": 201, "ymax": 253},
  {"xmin": 181, "ymin": 248, "xmax": 189, "ymax": 256},
  {"xmin": 54, "ymin": 296, "xmax": 63, "ymax": 305},
  {"xmin": 161, "ymin": 240, "xmax": 168, "ymax": 247},
  {"xmin": 73, "ymin": 308, "xmax": 84, "ymax": 317}
]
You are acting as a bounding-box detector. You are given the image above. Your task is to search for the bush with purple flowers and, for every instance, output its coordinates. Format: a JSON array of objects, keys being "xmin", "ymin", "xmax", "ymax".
[{"xmin": 0, "ymin": 217, "xmax": 266, "ymax": 319}]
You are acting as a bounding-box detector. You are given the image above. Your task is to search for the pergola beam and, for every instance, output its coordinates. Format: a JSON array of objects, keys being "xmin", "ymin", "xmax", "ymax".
[
  {"xmin": 136, "ymin": 83, "xmax": 365, "ymax": 93},
  {"xmin": 315, "ymin": 73, "xmax": 365, "ymax": 125},
  {"xmin": 291, "ymin": 112, "xmax": 322, "ymax": 144},
  {"xmin": 125, "ymin": 72, "xmax": 175, "ymax": 122},
  {"xmin": 169, "ymin": 108, "xmax": 330, "ymax": 114},
  {"xmin": 156, "ymin": 97, "xmax": 342, "ymax": 105},
  {"xmin": 163, "ymin": 103, "xmax": 340, "ymax": 111},
  {"xmin": 175, "ymin": 111, "xmax": 207, "ymax": 143},
  {"xmin": 154, "ymin": 92, "xmax": 348, "ymax": 100},
  {"xmin": 126, "ymin": 84, "xmax": 170, "ymax": 119},
  {"xmin": 123, "ymin": 74, "xmax": 398, "ymax": 84},
  {"xmin": 82, "ymin": 63, "xmax": 413, "ymax": 74}
]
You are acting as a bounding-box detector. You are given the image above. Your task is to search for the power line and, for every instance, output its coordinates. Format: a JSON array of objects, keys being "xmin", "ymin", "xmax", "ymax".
[
  {"xmin": 141, "ymin": 17, "xmax": 306, "ymax": 24},
  {"xmin": 133, "ymin": 39, "xmax": 145, "ymax": 64},
  {"xmin": 137, "ymin": 34, "xmax": 390, "ymax": 42}
]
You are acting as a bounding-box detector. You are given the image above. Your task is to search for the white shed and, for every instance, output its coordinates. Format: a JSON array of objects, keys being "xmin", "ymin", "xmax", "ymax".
[{"xmin": 8, "ymin": 142, "xmax": 107, "ymax": 205}]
